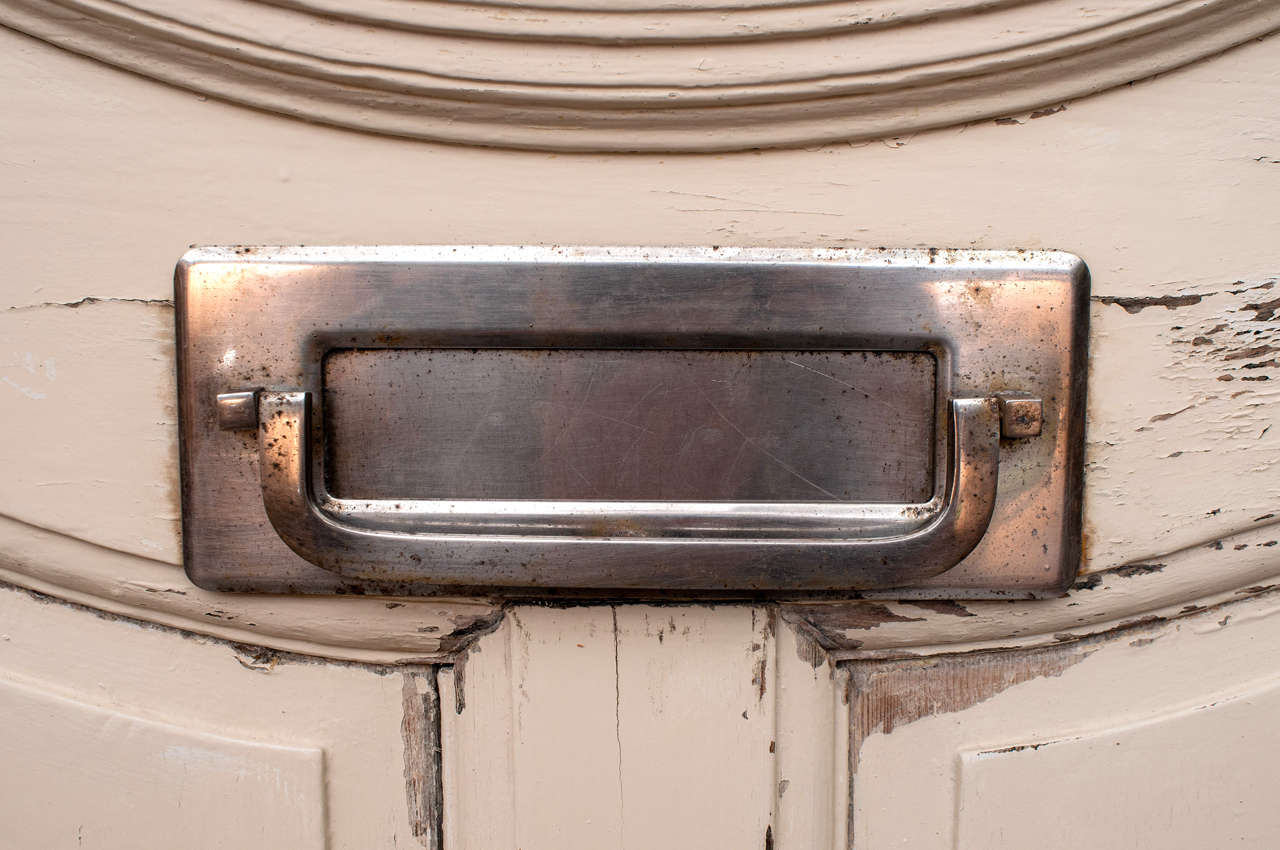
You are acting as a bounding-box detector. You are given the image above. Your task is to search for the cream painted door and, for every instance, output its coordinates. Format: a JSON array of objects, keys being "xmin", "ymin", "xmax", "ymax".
[{"xmin": 2, "ymin": 3, "xmax": 1279, "ymax": 846}]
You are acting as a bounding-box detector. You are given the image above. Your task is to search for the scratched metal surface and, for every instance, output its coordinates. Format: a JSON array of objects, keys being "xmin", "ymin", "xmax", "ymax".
[
  {"xmin": 323, "ymin": 349, "xmax": 936, "ymax": 504},
  {"xmin": 176, "ymin": 246, "xmax": 1088, "ymax": 596}
]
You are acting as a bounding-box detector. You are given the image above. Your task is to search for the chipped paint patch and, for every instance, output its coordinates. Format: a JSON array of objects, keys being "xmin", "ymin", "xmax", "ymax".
[
  {"xmin": 1085, "ymin": 276, "xmax": 1280, "ymax": 568},
  {"xmin": 847, "ymin": 641, "xmax": 1090, "ymax": 745},
  {"xmin": 1094, "ymin": 293, "xmax": 1203, "ymax": 313},
  {"xmin": 787, "ymin": 602, "xmax": 926, "ymax": 636},
  {"xmin": 231, "ymin": 642, "xmax": 281, "ymax": 672},
  {"xmin": 842, "ymin": 633, "xmax": 1098, "ymax": 843},
  {"xmin": 5, "ymin": 296, "xmax": 174, "ymax": 312},
  {"xmin": 901, "ymin": 600, "xmax": 976, "ymax": 618}
]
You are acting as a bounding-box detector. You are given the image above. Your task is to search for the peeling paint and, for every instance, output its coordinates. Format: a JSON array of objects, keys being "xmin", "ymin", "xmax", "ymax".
[
  {"xmin": 1029, "ymin": 104, "xmax": 1068, "ymax": 119},
  {"xmin": 839, "ymin": 585, "xmax": 1280, "ymax": 828},
  {"xmin": 843, "ymin": 632, "xmax": 1099, "ymax": 850},
  {"xmin": 0, "ymin": 580, "xmax": 412, "ymax": 674},
  {"xmin": 1244, "ymin": 294, "xmax": 1280, "ymax": 322},
  {"xmin": 844, "ymin": 636, "xmax": 1100, "ymax": 814},
  {"xmin": 438, "ymin": 605, "xmax": 507, "ymax": 652},
  {"xmin": 5, "ymin": 296, "xmax": 174, "ymax": 312},
  {"xmin": 1072, "ymin": 573, "xmax": 1103, "ymax": 590},
  {"xmin": 231, "ymin": 643, "xmax": 280, "ymax": 672},
  {"xmin": 1086, "ymin": 276, "xmax": 1280, "ymax": 569},
  {"xmin": 1113, "ymin": 563, "xmax": 1166, "ymax": 578},
  {"xmin": 979, "ymin": 739, "xmax": 1061, "ymax": 755},
  {"xmin": 901, "ymin": 600, "xmax": 976, "ymax": 618},
  {"xmin": 782, "ymin": 612, "xmax": 838, "ymax": 669},
  {"xmin": 751, "ymin": 607, "xmax": 776, "ymax": 702},
  {"xmin": 1094, "ymin": 293, "xmax": 1203, "ymax": 313},
  {"xmin": 787, "ymin": 602, "xmax": 926, "ymax": 635}
]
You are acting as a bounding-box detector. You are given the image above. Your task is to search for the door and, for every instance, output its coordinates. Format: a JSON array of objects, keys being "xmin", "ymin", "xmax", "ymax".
[{"xmin": 2, "ymin": 2, "xmax": 1279, "ymax": 846}]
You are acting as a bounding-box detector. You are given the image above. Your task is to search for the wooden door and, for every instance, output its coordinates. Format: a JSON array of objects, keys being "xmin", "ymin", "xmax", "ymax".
[{"xmin": 2, "ymin": 2, "xmax": 1278, "ymax": 846}]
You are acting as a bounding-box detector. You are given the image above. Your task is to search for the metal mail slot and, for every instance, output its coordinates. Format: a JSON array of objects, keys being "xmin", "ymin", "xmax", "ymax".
[
  {"xmin": 176, "ymin": 247, "xmax": 1088, "ymax": 596},
  {"xmin": 323, "ymin": 348, "xmax": 937, "ymax": 505}
]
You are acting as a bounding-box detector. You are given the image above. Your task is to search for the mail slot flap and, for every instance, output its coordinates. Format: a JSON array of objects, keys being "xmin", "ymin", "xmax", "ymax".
[
  {"xmin": 176, "ymin": 246, "xmax": 1087, "ymax": 596},
  {"xmin": 322, "ymin": 348, "xmax": 937, "ymax": 504}
]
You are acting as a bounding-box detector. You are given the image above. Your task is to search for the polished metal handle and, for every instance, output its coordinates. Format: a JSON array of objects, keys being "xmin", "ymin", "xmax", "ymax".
[{"xmin": 253, "ymin": 391, "xmax": 1001, "ymax": 590}]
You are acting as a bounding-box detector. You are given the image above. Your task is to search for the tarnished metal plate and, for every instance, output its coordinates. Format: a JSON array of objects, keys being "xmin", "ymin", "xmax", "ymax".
[
  {"xmin": 175, "ymin": 246, "xmax": 1088, "ymax": 597},
  {"xmin": 323, "ymin": 349, "xmax": 936, "ymax": 504}
]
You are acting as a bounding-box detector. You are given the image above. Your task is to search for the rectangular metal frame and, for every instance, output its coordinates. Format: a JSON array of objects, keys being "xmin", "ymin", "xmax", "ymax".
[{"xmin": 176, "ymin": 246, "xmax": 1088, "ymax": 597}]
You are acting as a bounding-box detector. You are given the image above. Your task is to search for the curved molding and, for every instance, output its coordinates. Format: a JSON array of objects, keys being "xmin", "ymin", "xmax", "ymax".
[
  {"xmin": 783, "ymin": 517, "xmax": 1280, "ymax": 658},
  {"xmin": 0, "ymin": 513, "xmax": 505, "ymax": 665},
  {"xmin": 2, "ymin": 0, "xmax": 1278, "ymax": 151},
  {"xmin": 260, "ymin": 0, "xmax": 1031, "ymax": 43},
  {"xmin": 3, "ymin": 507, "xmax": 1278, "ymax": 663}
]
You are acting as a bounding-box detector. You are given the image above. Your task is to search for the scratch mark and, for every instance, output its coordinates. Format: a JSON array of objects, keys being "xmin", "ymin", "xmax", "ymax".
[
  {"xmin": 537, "ymin": 401, "xmax": 656, "ymax": 434},
  {"xmin": 540, "ymin": 361, "xmax": 601, "ymax": 459},
  {"xmin": 705, "ymin": 398, "xmax": 843, "ymax": 500},
  {"xmin": 673, "ymin": 207, "xmax": 841, "ymax": 217},
  {"xmin": 782, "ymin": 358, "xmax": 897, "ymax": 414},
  {"xmin": 657, "ymin": 190, "xmax": 772, "ymax": 208},
  {"xmin": 621, "ymin": 379, "xmax": 668, "ymax": 421},
  {"xmin": 568, "ymin": 463, "xmax": 602, "ymax": 497},
  {"xmin": 721, "ymin": 440, "xmax": 750, "ymax": 488}
]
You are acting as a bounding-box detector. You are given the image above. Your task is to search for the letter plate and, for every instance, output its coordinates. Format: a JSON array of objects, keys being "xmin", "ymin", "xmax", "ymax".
[{"xmin": 176, "ymin": 247, "xmax": 1087, "ymax": 596}]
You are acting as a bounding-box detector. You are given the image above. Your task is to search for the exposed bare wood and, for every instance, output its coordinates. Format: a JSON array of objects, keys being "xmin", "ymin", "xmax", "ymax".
[{"xmin": 401, "ymin": 669, "xmax": 444, "ymax": 850}]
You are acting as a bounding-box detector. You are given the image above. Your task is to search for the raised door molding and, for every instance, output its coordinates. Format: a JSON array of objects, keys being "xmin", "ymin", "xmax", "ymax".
[
  {"xmin": 0, "ymin": 585, "xmax": 433, "ymax": 848},
  {"xmin": 954, "ymin": 680, "xmax": 1280, "ymax": 848},
  {"xmin": 846, "ymin": 586, "xmax": 1280, "ymax": 848},
  {"xmin": 0, "ymin": 674, "xmax": 328, "ymax": 849},
  {"xmin": 3, "ymin": 0, "xmax": 1278, "ymax": 150}
]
